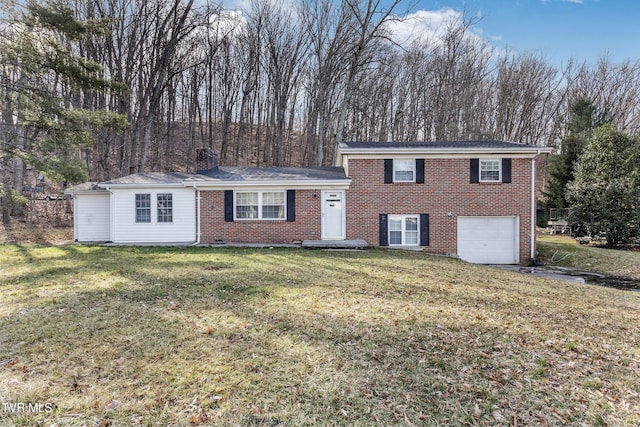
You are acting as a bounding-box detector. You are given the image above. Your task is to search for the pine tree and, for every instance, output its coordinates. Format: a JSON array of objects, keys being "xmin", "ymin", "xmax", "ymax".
[
  {"xmin": 543, "ymin": 98, "xmax": 608, "ymax": 211},
  {"xmin": 0, "ymin": 0, "xmax": 127, "ymax": 222},
  {"xmin": 566, "ymin": 124, "xmax": 640, "ymax": 247}
]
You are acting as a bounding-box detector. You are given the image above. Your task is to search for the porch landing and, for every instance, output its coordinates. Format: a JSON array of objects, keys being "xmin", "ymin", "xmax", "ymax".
[{"xmin": 302, "ymin": 239, "xmax": 368, "ymax": 249}]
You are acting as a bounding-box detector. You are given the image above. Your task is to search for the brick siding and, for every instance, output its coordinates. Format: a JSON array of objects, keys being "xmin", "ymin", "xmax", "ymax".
[
  {"xmin": 200, "ymin": 189, "xmax": 322, "ymax": 243},
  {"xmin": 345, "ymin": 157, "xmax": 536, "ymax": 264}
]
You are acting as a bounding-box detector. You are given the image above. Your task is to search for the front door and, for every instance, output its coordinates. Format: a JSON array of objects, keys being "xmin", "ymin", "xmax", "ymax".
[{"xmin": 321, "ymin": 190, "xmax": 345, "ymax": 240}]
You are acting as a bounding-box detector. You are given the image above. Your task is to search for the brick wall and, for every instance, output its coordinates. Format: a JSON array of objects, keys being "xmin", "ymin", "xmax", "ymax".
[
  {"xmin": 200, "ymin": 189, "xmax": 322, "ymax": 243},
  {"xmin": 345, "ymin": 157, "xmax": 537, "ymax": 264}
]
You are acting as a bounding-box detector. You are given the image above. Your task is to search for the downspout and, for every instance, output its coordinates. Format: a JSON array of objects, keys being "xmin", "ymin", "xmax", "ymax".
[
  {"xmin": 530, "ymin": 155, "xmax": 537, "ymax": 263},
  {"xmin": 105, "ymin": 186, "xmax": 114, "ymax": 243},
  {"xmin": 191, "ymin": 185, "xmax": 201, "ymax": 246}
]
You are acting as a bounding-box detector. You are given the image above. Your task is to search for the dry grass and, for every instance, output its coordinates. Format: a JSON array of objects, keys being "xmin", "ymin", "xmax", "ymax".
[
  {"xmin": 1, "ymin": 245, "xmax": 639, "ymax": 426},
  {"xmin": 0, "ymin": 223, "xmax": 74, "ymax": 246},
  {"xmin": 537, "ymin": 234, "xmax": 640, "ymax": 279}
]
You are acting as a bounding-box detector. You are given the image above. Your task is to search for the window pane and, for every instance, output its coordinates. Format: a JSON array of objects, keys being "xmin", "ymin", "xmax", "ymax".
[
  {"xmin": 480, "ymin": 160, "xmax": 500, "ymax": 181},
  {"xmin": 390, "ymin": 231, "xmax": 402, "ymax": 245},
  {"xmin": 394, "ymin": 159, "xmax": 415, "ymax": 182},
  {"xmin": 389, "ymin": 218, "xmax": 402, "ymax": 231},
  {"xmin": 236, "ymin": 192, "xmax": 258, "ymax": 219},
  {"xmin": 405, "ymin": 217, "xmax": 418, "ymax": 231},
  {"xmin": 262, "ymin": 205, "xmax": 284, "ymax": 219},
  {"xmin": 406, "ymin": 231, "xmax": 419, "ymax": 245},
  {"xmin": 157, "ymin": 193, "xmax": 173, "ymax": 223},
  {"xmin": 236, "ymin": 206, "xmax": 258, "ymax": 219},
  {"xmin": 261, "ymin": 191, "xmax": 285, "ymax": 219},
  {"xmin": 135, "ymin": 194, "xmax": 151, "ymax": 223}
]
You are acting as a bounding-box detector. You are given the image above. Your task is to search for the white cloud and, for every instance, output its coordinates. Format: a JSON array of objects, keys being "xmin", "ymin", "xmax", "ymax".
[
  {"xmin": 386, "ymin": 8, "xmax": 463, "ymax": 46},
  {"xmin": 386, "ymin": 8, "xmax": 492, "ymax": 50}
]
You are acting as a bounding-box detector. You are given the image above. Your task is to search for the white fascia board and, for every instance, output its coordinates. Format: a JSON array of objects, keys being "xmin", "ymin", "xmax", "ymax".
[
  {"xmin": 186, "ymin": 179, "xmax": 352, "ymax": 190},
  {"xmin": 338, "ymin": 147, "xmax": 553, "ymax": 157}
]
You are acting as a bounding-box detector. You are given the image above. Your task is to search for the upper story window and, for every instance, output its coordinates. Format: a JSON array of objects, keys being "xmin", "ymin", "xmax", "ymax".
[
  {"xmin": 480, "ymin": 159, "xmax": 501, "ymax": 182},
  {"xmin": 135, "ymin": 194, "xmax": 151, "ymax": 223},
  {"xmin": 235, "ymin": 191, "xmax": 285, "ymax": 220},
  {"xmin": 393, "ymin": 159, "xmax": 416, "ymax": 182},
  {"xmin": 157, "ymin": 193, "xmax": 173, "ymax": 223}
]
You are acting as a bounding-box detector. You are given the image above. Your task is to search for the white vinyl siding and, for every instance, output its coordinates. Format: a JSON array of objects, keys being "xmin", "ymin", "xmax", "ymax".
[
  {"xmin": 110, "ymin": 188, "xmax": 196, "ymax": 243},
  {"xmin": 74, "ymin": 193, "xmax": 110, "ymax": 242}
]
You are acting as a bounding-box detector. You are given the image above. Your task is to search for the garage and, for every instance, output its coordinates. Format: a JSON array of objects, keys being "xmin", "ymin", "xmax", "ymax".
[{"xmin": 457, "ymin": 216, "xmax": 519, "ymax": 264}]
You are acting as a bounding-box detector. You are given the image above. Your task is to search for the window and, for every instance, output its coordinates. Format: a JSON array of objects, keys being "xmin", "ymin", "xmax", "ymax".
[
  {"xmin": 394, "ymin": 159, "xmax": 415, "ymax": 182},
  {"xmin": 157, "ymin": 193, "xmax": 173, "ymax": 223},
  {"xmin": 235, "ymin": 191, "xmax": 285, "ymax": 220},
  {"xmin": 480, "ymin": 159, "xmax": 501, "ymax": 182},
  {"xmin": 135, "ymin": 194, "xmax": 151, "ymax": 223},
  {"xmin": 389, "ymin": 215, "xmax": 419, "ymax": 246}
]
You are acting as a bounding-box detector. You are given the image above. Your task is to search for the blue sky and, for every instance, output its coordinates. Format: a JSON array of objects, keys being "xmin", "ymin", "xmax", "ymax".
[{"xmin": 405, "ymin": 0, "xmax": 638, "ymax": 65}]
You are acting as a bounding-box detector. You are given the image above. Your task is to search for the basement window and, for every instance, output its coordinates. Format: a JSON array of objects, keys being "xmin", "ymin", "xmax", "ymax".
[{"xmin": 389, "ymin": 215, "xmax": 419, "ymax": 246}]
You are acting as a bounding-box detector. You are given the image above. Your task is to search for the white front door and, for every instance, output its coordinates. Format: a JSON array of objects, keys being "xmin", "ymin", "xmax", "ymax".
[{"xmin": 321, "ymin": 190, "xmax": 345, "ymax": 240}]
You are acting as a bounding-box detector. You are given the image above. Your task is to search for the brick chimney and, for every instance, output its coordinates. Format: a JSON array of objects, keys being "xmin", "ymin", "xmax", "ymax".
[{"xmin": 196, "ymin": 148, "xmax": 219, "ymax": 173}]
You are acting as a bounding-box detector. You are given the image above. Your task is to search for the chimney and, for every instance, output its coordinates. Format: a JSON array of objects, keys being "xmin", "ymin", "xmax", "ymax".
[{"xmin": 196, "ymin": 148, "xmax": 219, "ymax": 173}]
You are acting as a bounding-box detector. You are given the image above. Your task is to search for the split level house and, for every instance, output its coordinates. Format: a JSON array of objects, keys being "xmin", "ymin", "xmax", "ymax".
[{"xmin": 66, "ymin": 141, "xmax": 552, "ymax": 265}]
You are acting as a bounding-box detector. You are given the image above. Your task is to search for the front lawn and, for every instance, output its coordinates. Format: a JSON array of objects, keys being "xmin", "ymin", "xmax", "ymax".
[
  {"xmin": 537, "ymin": 234, "xmax": 640, "ymax": 279},
  {"xmin": 1, "ymin": 245, "xmax": 639, "ymax": 426}
]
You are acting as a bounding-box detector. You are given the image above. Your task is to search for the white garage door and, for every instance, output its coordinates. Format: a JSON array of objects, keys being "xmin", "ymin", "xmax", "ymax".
[
  {"xmin": 457, "ymin": 216, "xmax": 519, "ymax": 264},
  {"xmin": 76, "ymin": 193, "xmax": 111, "ymax": 242}
]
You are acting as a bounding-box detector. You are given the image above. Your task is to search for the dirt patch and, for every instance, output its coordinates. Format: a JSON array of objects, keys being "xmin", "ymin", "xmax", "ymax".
[{"xmin": 0, "ymin": 222, "xmax": 74, "ymax": 245}]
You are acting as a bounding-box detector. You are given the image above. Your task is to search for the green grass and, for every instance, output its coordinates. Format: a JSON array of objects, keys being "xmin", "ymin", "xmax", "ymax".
[
  {"xmin": 1, "ymin": 244, "xmax": 639, "ymax": 426},
  {"xmin": 537, "ymin": 234, "xmax": 640, "ymax": 279}
]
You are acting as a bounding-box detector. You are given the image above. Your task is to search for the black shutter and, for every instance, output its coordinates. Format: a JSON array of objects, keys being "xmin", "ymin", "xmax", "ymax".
[
  {"xmin": 286, "ymin": 190, "xmax": 295, "ymax": 222},
  {"xmin": 224, "ymin": 190, "xmax": 234, "ymax": 222},
  {"xmin": 470, "ymin": 158, "xmax": 479, "ymax": 183},
  {"xmin": 384, "ymin": 159, "xmax": 393, "ymax": 183},
  {"xmin": 502, "ymin": 158, "xmax": 512, "ymax": 183},
  {"xmin": 379, "ymin": 214, "xmax": 389, "ymax": 246},
  {"xmin": 420, "ymin": 214, "xmax": 430, "ymax": 246},
  {"xmin": 416, "ymin": 159, "xmax": 425, "ymax": 184}
]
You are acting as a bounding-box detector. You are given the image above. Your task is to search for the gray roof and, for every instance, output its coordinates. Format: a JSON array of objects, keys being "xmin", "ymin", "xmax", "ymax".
[
  {"xmin": 185, "ymin": 167, "xmax": 349, "ymax": 183},
  {"xmin": 101, "ymin": 172, "xmax": 194, "ymax": 185},
  {"xmin": 64, "ymin": 182, "xmax": 109, "ymax": 194}
]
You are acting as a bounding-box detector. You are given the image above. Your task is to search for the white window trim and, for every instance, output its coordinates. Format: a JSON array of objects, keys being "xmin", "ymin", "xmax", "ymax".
[
  {"xmin": 480, "ymin": 159, "xmax": 501, "ymax": 182},
  {"xmin": 234, "ymin": 190, "xmax": 286, "ymax": 221},
  {"xmin": 388, "ymin": 214, "xmax": 420, "ymax": 246},
  {"xmin": 157, "ymin": 193, "xmax": 173, "ymax": 223},
  {"xmin": 393, "ymin": 159, "xmax": 416, "ymax": 183},
  {"xmin": 135, "ymin": 193, "xmax": 151, "ymax": 223}
]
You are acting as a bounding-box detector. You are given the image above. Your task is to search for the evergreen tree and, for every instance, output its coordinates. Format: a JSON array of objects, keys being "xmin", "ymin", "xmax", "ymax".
[
  {"xmin": 544, "ymin": 98, "xmax": 608, "ymax": 210},
  {"xmin": 566, "ymin": 124, "xmax": 640, "ymax": 247},
  {"xmin": 0, "ymin": 0, "xmax": 126, "ymax": 222}
]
